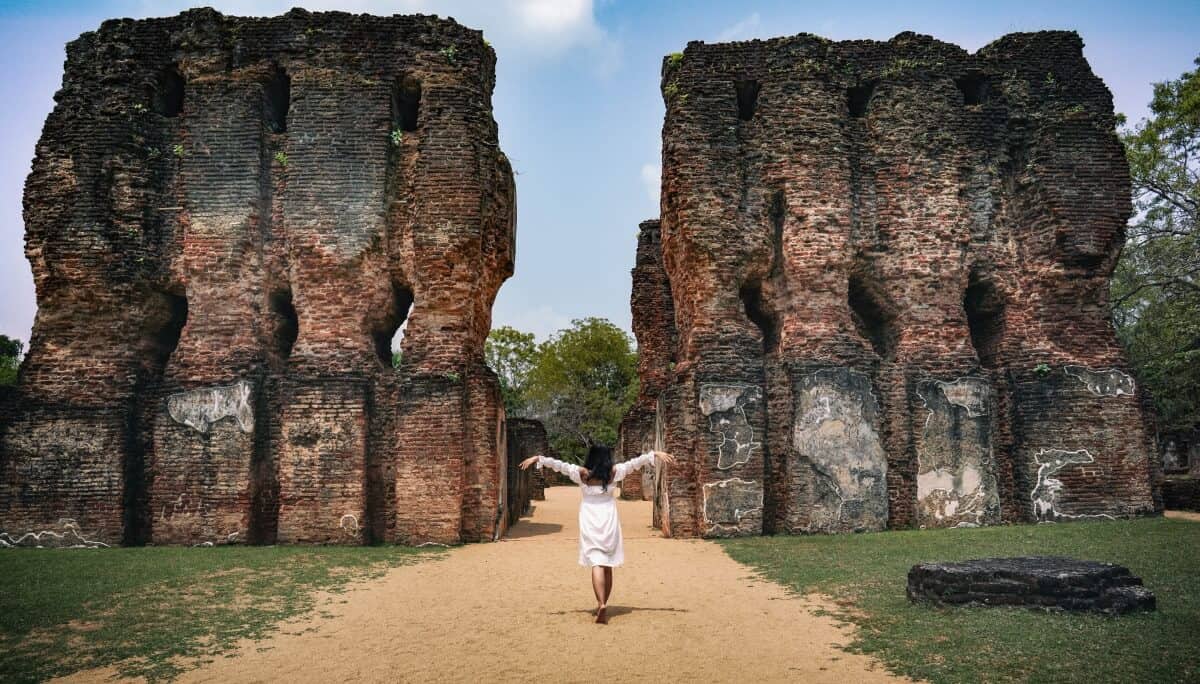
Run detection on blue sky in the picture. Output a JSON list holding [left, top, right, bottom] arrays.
[[0, 0, 1197, 347]]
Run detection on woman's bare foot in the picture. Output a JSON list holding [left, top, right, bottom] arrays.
[[595, 605, 608, 624]]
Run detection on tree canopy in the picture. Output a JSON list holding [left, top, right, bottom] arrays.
[[484, 325, 538, 415], [486, 318, 638, 463], [0, 335, 22, 386], [1113, 55, 1200, 432]]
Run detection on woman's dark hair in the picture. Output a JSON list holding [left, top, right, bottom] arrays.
[[582, 444, 615, 491]]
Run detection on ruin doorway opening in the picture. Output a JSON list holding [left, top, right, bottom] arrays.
[[153, 65, 185, 117], [393, 76, 422, 133], [735, 79, 760, 121], [848, 275, 897, 361], [963, 272, 1005, 368], [125, 290, 188, 544], [373, 283, 414, 368], [268, 288, 298, 363], [847, 81, 877, 118], [264, 65, 291, 133], [956, 72, 992, 106], [740, 282, 779, 354]]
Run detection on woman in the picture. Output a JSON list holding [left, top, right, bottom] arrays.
[[519, 444, 676, 624]]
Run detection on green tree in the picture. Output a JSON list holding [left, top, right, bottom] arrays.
[[485, 326, 538, 416], [0, 335, 22, 386], [1113, 55, 1200, 431], [524, 318, 638, 463]]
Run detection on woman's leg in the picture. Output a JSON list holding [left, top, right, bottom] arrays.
[[591, 566, 607, 608], [604, 567, 613, 604]]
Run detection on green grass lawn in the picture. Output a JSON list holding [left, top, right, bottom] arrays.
[[0, 544, 438, 683], [720, 517, 1200, 684]]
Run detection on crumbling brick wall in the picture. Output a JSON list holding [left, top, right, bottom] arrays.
[[617, 220, 677, 501], [505, 418, 547, 513], [0, 8, 514, 547], [644, 30, 1158, 538]]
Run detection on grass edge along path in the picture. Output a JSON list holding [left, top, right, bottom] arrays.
[[720, 517, 1199, 684], [0, 544, 440, 682]]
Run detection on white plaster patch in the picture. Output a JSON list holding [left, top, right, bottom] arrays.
[[1031, 448, 1115, 522], [914, 377, 999, 528], [935, 378, 989, 417], [793, 369, 888, 532], [1064, 365, 1136, 397], [167, 380, 254, 433], [0, 519, 109, 549], [702, 477, 763, 533], [699, 383, 762, 470]]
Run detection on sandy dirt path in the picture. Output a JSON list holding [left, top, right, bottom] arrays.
[[67, 487, 903, 683]]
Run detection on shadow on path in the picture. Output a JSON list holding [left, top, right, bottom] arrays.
[[504, 519, 564, 539]]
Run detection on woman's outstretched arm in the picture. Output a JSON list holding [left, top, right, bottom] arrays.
[[518, 453, 585, 485], [612, 450, 676, 483]]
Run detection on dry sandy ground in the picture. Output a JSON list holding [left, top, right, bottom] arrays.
[[64, 487, 902, 683], [1165, 510, 1200, 522]]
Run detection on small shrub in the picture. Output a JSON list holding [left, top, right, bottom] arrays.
[[667, 52, 683, 68], [1034, 362, 1051, 377], [274, 151, 288, 167], [172, 144, 185, 158], [390, 129, 403, 146], [440, 45, 457, 64], [443, 371, 461, 383]]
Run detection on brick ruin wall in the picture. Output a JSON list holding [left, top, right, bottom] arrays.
[[617, 220, 676, 501], [505, 418, 544, 519], [0, 9, 521, 547], [625, 31, 1161, 538]]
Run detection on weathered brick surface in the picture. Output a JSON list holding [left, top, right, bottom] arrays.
[[641, 31, 1158, 538], [505, 418, 548, 521], [0, 9, 514, 546], [617, 220, 676, 501]]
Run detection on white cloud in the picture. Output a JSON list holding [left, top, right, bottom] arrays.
[[716, 11, 762, 42], [640, 162, 660, 203], [141, 0, 619, 69]]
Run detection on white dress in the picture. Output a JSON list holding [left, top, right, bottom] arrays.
[[536, 451, 657, 567]]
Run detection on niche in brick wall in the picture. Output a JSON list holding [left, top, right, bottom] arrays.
[[269, 288, 298, 361], [848, 275, 897, 360], [963, 272, 1005, 368], [373, 283, 414, 367], [956, 72, 992, 106], [735, 79, 760, 121], [146, 291, 189, 368], [848, 81, 877, 118], [153, 65, 185, 117], [264, 64, 291, 133], [392, 75, 421, 132], [126, 290, 188, 544], [740, 281, 779, 353]]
